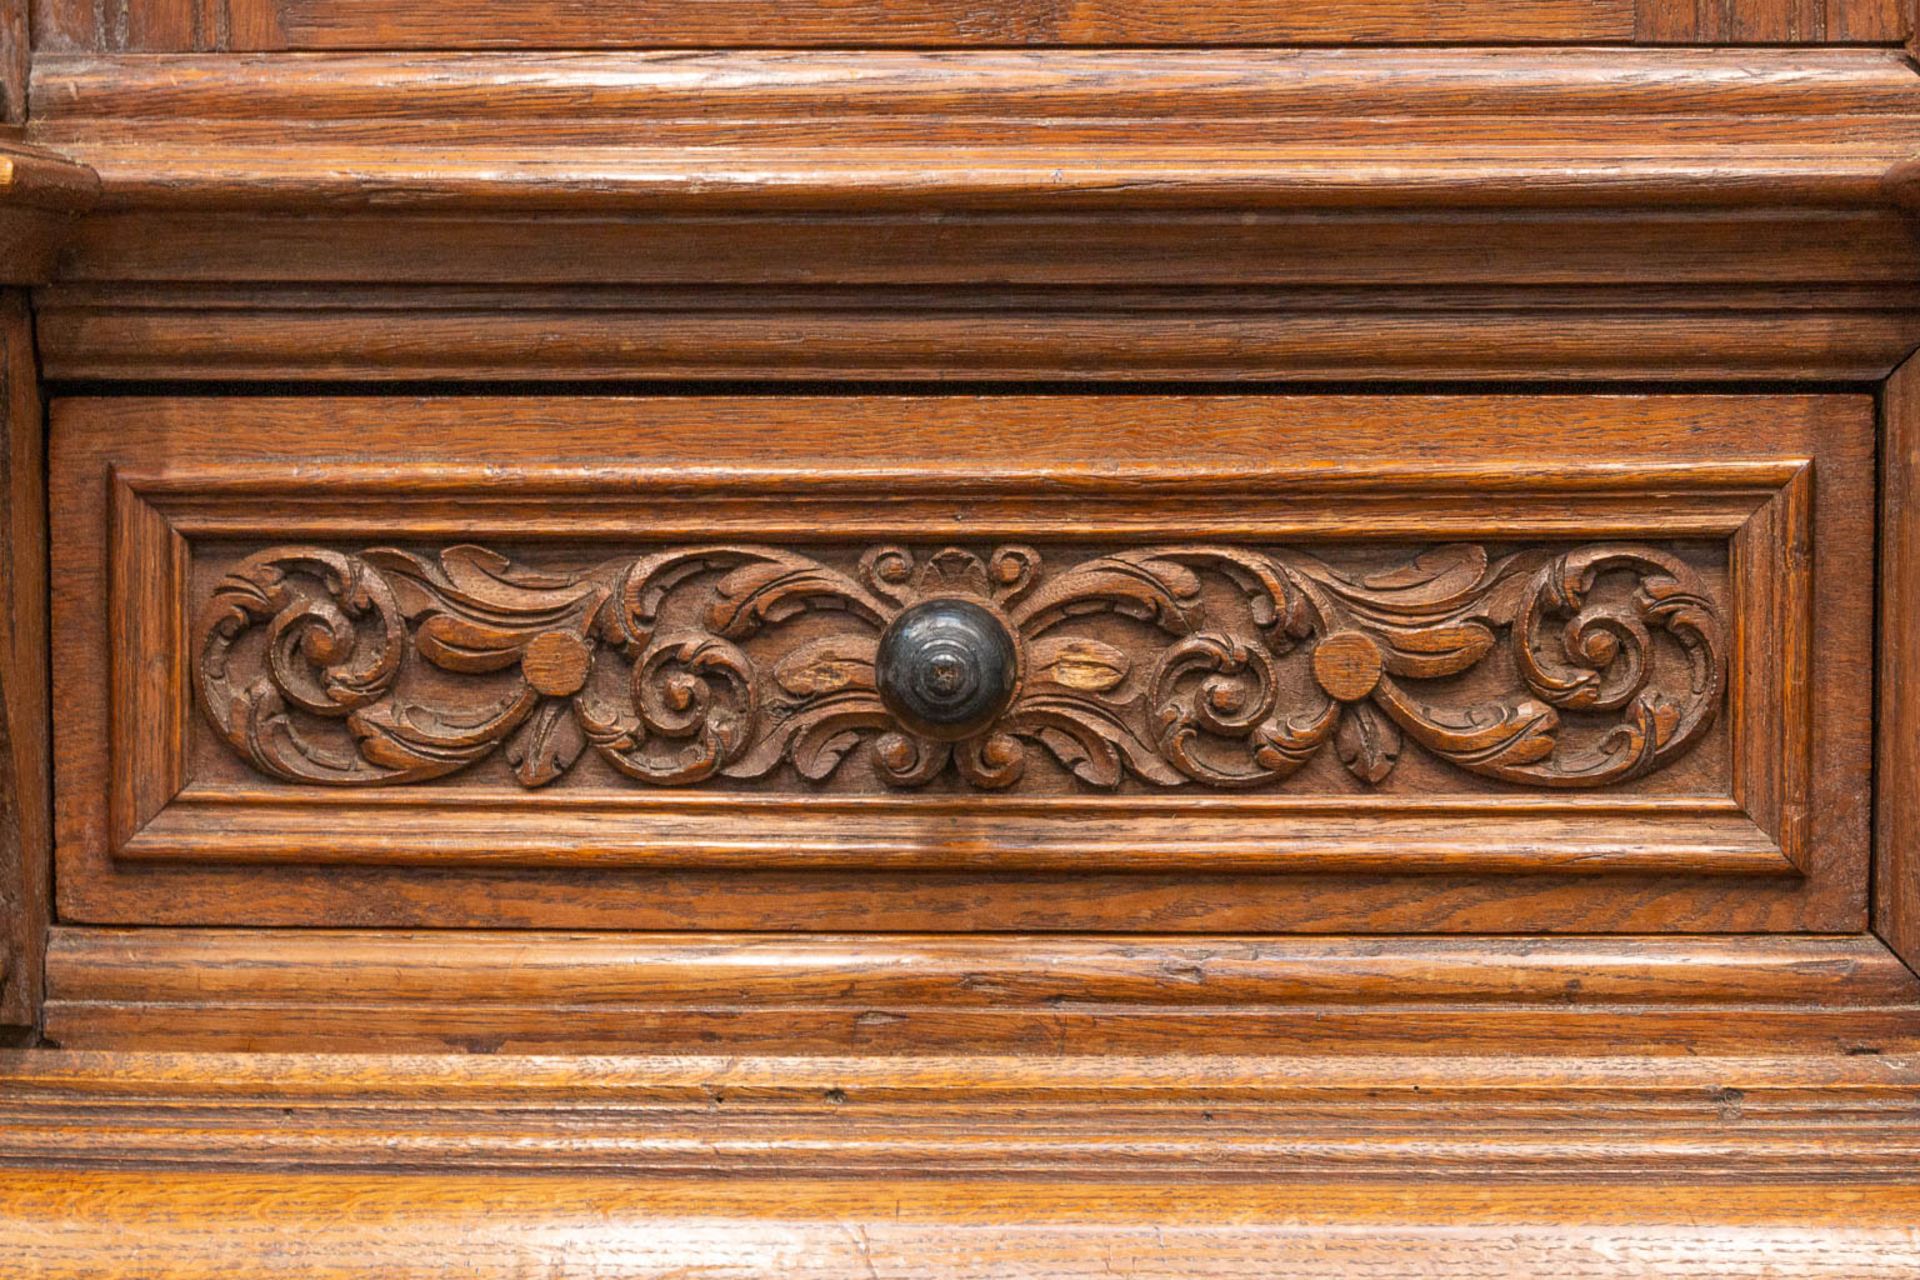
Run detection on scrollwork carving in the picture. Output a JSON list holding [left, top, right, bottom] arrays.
[[193, 540, 1725, 793]]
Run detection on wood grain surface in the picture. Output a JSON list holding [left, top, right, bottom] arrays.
[[1640, 0, 1908, 41], [9, 1172, 1920, 1279], [0, 0, 23, 127]]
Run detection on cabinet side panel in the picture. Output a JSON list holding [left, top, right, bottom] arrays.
[[1877, 355, 1920, 971], [0, 292, 47, 1034]]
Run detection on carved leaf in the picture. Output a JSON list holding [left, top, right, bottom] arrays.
[[1012, 553, 1206, 636], [367, 545, 603, 623], [1334, 702, 1402, 785], [360, 546, 608, 674], [724, 693, 891, 782], [1373, 679, 1562, 779], [414, 615, 540, 673], [426, 544, 590, 602], [505, 699, 587, 788], [1028, 637, 1130, 694], [349, 684, 540, 778], [957, 731, 1027, 789], [914, 546, 992, 597], [873, 732, 952, 787], [1366, 622, 1499, 679], [1360, 544, 1490, 600], [1252, 700, 1341, 776], [579, 634, 758, 786], [708, 557, 888, 637], [773, 635, 877, 699], [1008, 697, 1184, 789]]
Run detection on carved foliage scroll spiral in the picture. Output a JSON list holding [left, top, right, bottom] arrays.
[[194, 541, 1725, 792]]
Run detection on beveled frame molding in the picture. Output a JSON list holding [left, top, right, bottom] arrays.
[[94, 447, 1810, 880]]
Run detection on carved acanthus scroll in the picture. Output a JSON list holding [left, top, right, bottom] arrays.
[[194, 541, 1724, 792]]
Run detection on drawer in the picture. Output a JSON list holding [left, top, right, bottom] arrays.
[[51, 393, 1872, 933]]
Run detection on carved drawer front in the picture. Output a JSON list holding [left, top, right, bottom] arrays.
[[50, 395, 1870, 933]]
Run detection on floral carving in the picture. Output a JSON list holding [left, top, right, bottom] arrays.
[[194, 541, 1724, 792]]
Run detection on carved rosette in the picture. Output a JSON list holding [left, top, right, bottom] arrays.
[[193, 541, 1724, 792]]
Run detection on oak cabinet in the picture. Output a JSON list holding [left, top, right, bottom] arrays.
[[5, 0, 1920, 1275]]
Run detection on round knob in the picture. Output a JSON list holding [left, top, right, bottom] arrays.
[[875, 599, 1019, 741]]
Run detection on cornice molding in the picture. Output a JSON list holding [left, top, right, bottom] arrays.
[[27, 48, 1920, 212], [27, 48, 1920, 380]]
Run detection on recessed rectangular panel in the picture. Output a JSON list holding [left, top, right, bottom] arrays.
[[50, 396, 1871, 933]]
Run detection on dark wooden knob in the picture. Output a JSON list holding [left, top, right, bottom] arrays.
[[875, 599, 1019, 741]]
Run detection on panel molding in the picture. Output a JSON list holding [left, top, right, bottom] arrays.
[[100, 458, 1805, 877]]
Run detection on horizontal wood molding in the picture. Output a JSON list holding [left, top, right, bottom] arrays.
[[39, 48, 1920, 131], [21, 1175, 1920, 1278], [37, 281, 1920, 383], [40, 929, 1920, 1054], [12, 1044, 1920, 1273], [8, 1047, 1920, 1176], [36, 0, 1641, 51], [28, 50, 1920, 381], [28, 50, 1920, 212]]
